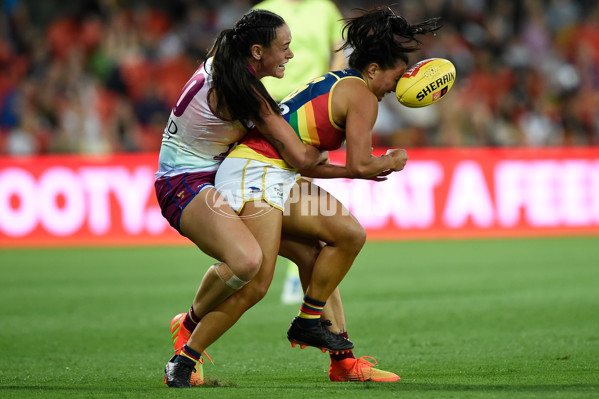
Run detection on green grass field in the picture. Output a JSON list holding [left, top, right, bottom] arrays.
[[1, 237, 598, 398]]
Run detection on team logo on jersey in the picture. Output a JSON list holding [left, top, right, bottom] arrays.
[[164, 119, 178, 140]]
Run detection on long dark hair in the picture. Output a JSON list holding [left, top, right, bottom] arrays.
[[207, 9, 284, 125], [339, 7, 442, 71]]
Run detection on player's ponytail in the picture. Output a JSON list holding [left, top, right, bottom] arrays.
[[207, 9, 283, 125], [339, 6, 441, 70]]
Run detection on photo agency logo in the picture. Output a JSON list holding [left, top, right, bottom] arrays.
[[206, 179, 349, 219]]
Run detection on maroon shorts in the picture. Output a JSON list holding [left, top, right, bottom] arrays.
[[154, 171, 216, 234]]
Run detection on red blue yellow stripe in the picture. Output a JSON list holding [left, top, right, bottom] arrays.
[[298, 296, 326, 319], [181, 345, 202, 363]]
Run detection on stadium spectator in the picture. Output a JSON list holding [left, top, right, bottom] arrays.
[[1, 0, 598, 150]]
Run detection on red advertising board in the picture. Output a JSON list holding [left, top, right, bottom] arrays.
[[318, 147, 599, 240], [1, 148, 598, 247]]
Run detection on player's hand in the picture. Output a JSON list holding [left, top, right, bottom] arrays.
[[385, 148, 408, 171], [317, 151, 329, 165], [367, 168, 393, 181]]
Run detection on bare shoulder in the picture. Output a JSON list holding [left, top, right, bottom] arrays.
[[331, 77, 376, 123], [335, 76, 368, 94]]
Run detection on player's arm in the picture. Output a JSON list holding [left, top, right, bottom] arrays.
[[251, 99, 327, 170], [299, 162, 349, 179], [299, 162, 392, 181], [342, 81, 407, 178]]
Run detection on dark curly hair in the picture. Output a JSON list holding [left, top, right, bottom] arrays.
[[338, 6, 442, 71]]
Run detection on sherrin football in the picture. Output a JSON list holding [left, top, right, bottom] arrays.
[[396, 58, 456, 108]]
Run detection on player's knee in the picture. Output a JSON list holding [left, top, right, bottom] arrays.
[[213, 262, 251, 290], [353, 224, 367, 249], [295, 241, 322, 270], [239, 252, 263, 281], [341, 221, 366, 253], [229, 247, 263, 282]]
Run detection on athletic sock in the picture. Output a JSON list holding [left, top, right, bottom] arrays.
[[183, 306, 200, 333], [330, 332, 356, 361], [176, 344, 202, 367], [296, 295, 326, 328]]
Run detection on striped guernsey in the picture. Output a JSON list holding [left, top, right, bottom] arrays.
[[228, 68, 365, 169]]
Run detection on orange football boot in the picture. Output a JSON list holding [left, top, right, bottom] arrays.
[[329, 356, 400, 382], [189, 357, 205, 387], [170, 313, 191, 355]]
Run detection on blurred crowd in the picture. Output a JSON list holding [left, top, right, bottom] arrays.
[[1, 0, 598, 155]]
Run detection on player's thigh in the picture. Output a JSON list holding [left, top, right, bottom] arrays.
[[239, 201, 283, 290], [282, 179, 365, 246], [180, 187, 261, 271]]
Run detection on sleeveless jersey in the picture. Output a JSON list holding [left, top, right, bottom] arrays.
[[228, 68, 364, 169], [156, 58, 248, 178]]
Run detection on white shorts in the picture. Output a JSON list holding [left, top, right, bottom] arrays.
[[215, 158, 300, 213]]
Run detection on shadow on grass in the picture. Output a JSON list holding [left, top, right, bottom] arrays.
[[0, 377, 236, 391], [2, 383, 597, 394], [384, 383, 599, 392]]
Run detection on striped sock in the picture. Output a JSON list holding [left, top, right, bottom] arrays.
[[330, 332, 356, 361], [296, 295, 326, 328], [183, 306, 200, 333], [177, 344, 202, 367]]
